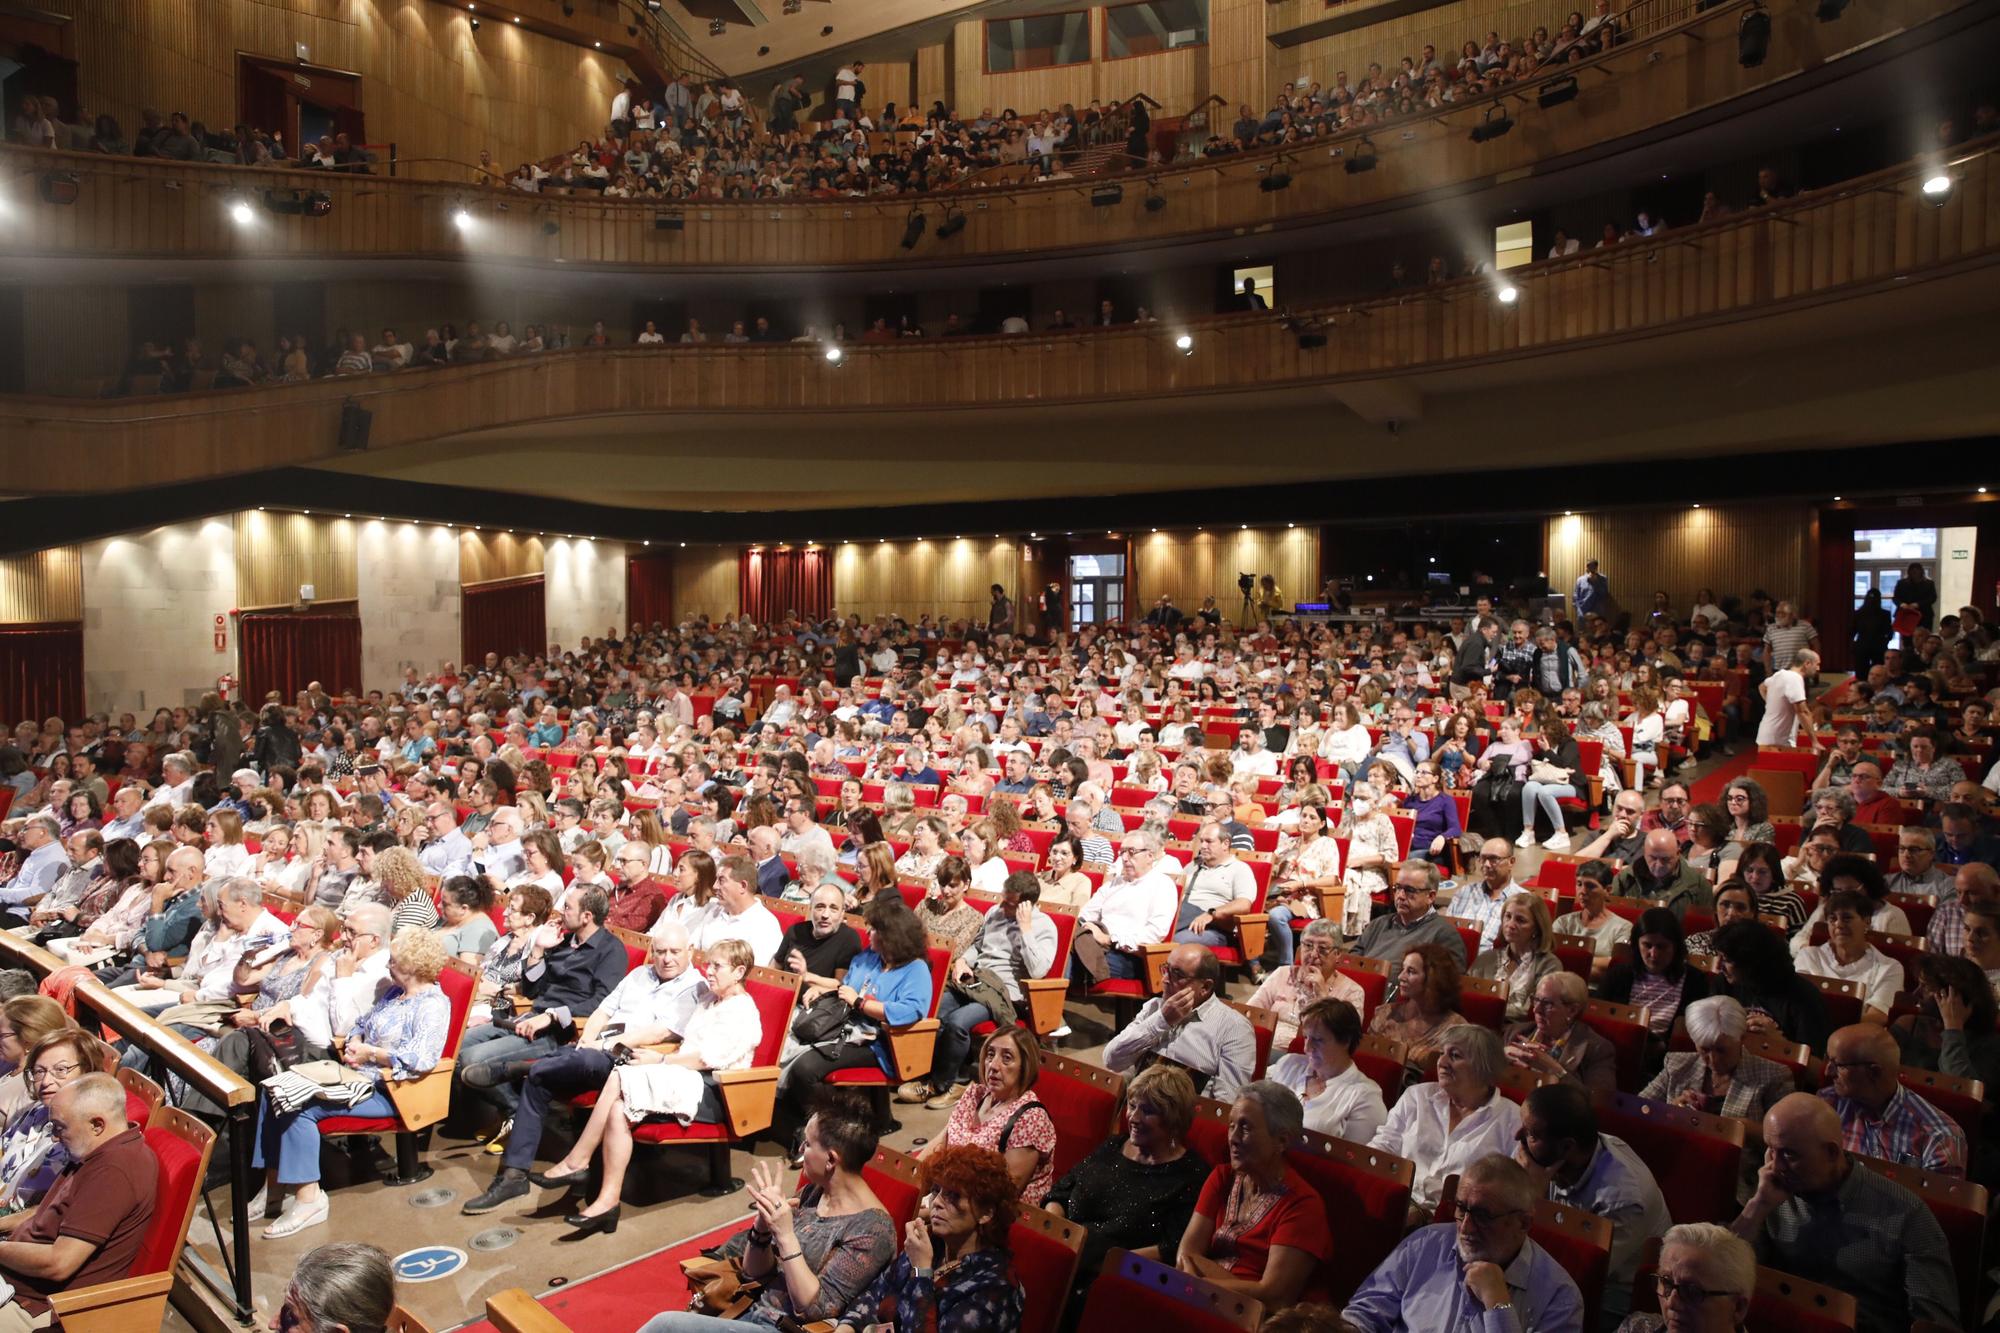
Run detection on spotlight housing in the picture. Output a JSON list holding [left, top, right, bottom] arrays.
[[228, 197, 254, 226], [1259, 171, 1293, 192], [1738, 5, 1771, 66], [1345, 139, 1378, 174], [469, 16, 479, 28], [1921, 173, 1953, 205], [935, 208, 966, 239], [1174, 333, 1194, 355], [823, 345, 844, 364], [1496, 284, 1520, 305], [1090, 184, 1124, 207], [1470, 107, 1514, 143], [1537, 76, 1579, 109], [899, 209, 927, 250], [38, 172, 79, 206], [1814, 0, 1849, 19], [1143, 184, 1166, 212], [654, 212, 685, 232], [452, 207, 474, 231]]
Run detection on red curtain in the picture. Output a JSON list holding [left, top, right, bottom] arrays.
[[462, 577, 547, 664], [626, 552, 675, 633], [0, 623, 83, 725], [740, 548, 832, 623], [238, 612, 362, 704]]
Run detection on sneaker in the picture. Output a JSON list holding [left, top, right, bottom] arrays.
[[925, 1084, 967, 1111], [262, 1192, 330, 1240], [1543, 829, 1573, 852], [1514, 828, 1537, 848], [893, 1081, 933, 1105], [1048, 1025, 1072, 1040], [482, 1118, 513, 1155]]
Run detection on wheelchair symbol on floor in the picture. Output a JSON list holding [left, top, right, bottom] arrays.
[[393, 1245, 468, 1283]]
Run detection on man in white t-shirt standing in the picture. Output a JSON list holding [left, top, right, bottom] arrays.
[[834, 61, 863, 118], [1757, 648, 1821, 748]]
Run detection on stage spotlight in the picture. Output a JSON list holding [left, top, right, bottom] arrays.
[[1143, 183, 1166, 212], [1259, 170, 1293, 192], [1470, 107, 1514, 143], [1496, 284, 1519, 305], [1296, 332, 1328, 350], [824, 345, 844, 364], [228, 197, 254, 226], [1091, 184, 1124, 207], [1815, 0, 1849, 19], [900, 210, 927, 249], [1344, 138, 1378, 174], [38, 172, 78, 205], [453, 207, 475, 231], [935, 208, 966, 239], [542, 219, 560, 236], [655, 212, 685, 232], [1922, 173, 1953, 205], [1537, 76, 1578, 109], [260, 187, 330, 217], [1738, 5, 1771, 66], [469, 16, 479, 29], [1174, 333, 1194, 355]]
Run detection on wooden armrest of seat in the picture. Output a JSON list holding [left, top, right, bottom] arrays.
[[713, 1066, 780, 1136], [382, 1058, 455, 1130], [1139, 942, 1174, 991], [485, 1287, 575, 1333], [1312, 886, 1346, 922], [1020, 977, 1070, 1035], [884, 1018, 940, 1081], [1234, 912, 1269, 962], [48, 1269, 174, 1333]]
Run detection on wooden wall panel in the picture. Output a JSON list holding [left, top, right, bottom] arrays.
[[1133, 527, 1320, 624], [672, 546, 737, 620], [459, 529, 547, 585], [22, 285, 126, 396], [1544, 504, 1817, 621], [831, 538, 1017, 624], [916, 43, 952, 116], [52, 0, 621, 180], [1206, 0, 1268, 115], [0, 547, 85, 623], [951, 18, 1207, 118], [234, 511, 359, 609]]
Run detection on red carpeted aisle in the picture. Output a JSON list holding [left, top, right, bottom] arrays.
[[453, 1216, 748, 1332], [1688, 747, 1760, 804]]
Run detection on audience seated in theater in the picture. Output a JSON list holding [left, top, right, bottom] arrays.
[[830, 1144, 1025, 1333], [517, 936, 761, 1237], [1470, 891, 1561, 1024], [1174, 1080, 1331, 1317], [0, 999, 69, 1123], [1503, 971, 1618, 1096], [0, 1071, 158, 1331], [1729, 1092, 1958, 1332], [637, 1088, 895, 1332], [1354, 861, 1464, 967], [278, 1242, 399, 1333], [1892, 953, 2000, 1173], [1514, 1082, 1670, 1326], [774, 894, 933, 1138], [174, 905, 339, 1120], [1789, 853, 1911, 957], [1599, 907, 1708, 1068], [1103, 944, 1257, 1100], [454, 885, 627, 1153], [901, 872, 1058, 1111], [1819, 1021, 1967, 1177], [1043, 1063, 1210, 1321], [1372, 1023, 1523, 1220], [1172, 822, 1261, 950], [1708, 920, 1832, 1054], [1639, 995, 1791, 1120], [1250, 918, 1367, 1050], [1268, 997, 1388, 1143], [688, 854, 783, 965], [1793, 891, 1904, 1024], [922, 1024, 1057, 1206], [1367, 942, 1468, 1075], [1343, 1153, 1584, 1332], [1611, 829, 1713, 925], [1550, 861, 1625, 979], [1068, 830, 1177, 984], [1614, 1221, 1756, 1333]]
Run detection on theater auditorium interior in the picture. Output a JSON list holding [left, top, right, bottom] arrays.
[[3, 0, 2000, 1329]]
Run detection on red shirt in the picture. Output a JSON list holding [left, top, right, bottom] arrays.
[[1641, 811, 1692, 846], [1852, 792, 1902, 826], [4, 1125, 158, 1314], [603, 878, 669, 933], [1193, 1161, 1332, 1284]]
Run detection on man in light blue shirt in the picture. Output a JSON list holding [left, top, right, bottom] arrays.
[[418, 803, 477, 880], [1573, 560, 1609, 619], [1515, 1084, 1669, 1325], [99, 785, 147, 843], [1345, 1153, 1585, 1332], [1446, 840, 1526, 951], [0, 815, 69, 917]]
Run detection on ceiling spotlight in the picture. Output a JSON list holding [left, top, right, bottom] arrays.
[[709, 17, 726, 35], [1922, 173, 1953, 204], [935, 208, 966, 240], [900, 209, 927, 249], [1345, 137, 1378, 174], [1174, 333, 1194, 355], [823, 345, 844, 364], [513, 14, 520, 22], [1143, 181, 1166, 212], [452, 207, 474, 230], [1496, 284, 1519, 305], [1537, 76, 1579, 109], [1470, 106, 1514, 143], [469, 16, 479, 28], [227, 197, 254, 225], [1258, 170, 1292, 193]]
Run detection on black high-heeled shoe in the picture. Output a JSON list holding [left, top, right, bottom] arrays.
[[561, 1206, 620, 1238], [531, 1165, 591, 1190]]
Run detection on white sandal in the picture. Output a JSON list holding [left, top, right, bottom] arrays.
[[262, 1193, 330, 1239]]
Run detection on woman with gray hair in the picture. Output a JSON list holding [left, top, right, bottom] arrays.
[[1638, 994, 1793, 1119], [1619, 1222, 1756, 1332], [1174, 1079, 1330, 1313], [278, 1241, 397, 1332], [1369, 1023, 1521, 1221], [1576, 700, 1626, 796]]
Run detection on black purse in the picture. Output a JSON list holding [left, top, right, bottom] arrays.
[[790, 991, 855, 1045]]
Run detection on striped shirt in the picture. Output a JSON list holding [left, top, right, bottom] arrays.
[[1820, 1084, 1968, 1178], [1762, 620, 1819, 671], [1750, 1158, 1960, 1331]]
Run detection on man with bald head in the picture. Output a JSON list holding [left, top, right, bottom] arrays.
[[1926, 860, 2000, 957], [1102, 943, 1256, 1099], [1820, 1022, 1967, 1177], [466, 919, 705, 1214], [1610, 827, 1712, 923], [1731, 1092, 1958, 1331]]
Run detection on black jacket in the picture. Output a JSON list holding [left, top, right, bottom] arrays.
[[521, 926, 628, 1027]]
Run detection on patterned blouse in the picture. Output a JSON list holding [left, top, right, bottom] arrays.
[[837, 1248, 1024, 1333], [1272, 833, 1342, 922], [940, 1089, 1058, 1205], [354, 984, 452, 1082], [716, 1184, 897, 1325]]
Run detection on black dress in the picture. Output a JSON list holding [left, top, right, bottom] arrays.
[[1044, 1140, 1209, 1328]]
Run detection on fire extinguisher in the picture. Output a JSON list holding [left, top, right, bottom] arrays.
[[217, 673, 237, 702]]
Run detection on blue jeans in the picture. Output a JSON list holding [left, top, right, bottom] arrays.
[[1521, 781, 1578, 834], [456, 1021, 563, 1114], [1266, 904, 1301, 966], [932, 990, 993, 1088], [1172, 898, 1232, 949], [254, 1086, 397, 1185]]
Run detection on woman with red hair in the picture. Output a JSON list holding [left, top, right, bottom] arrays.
[[830, 1145, 1025, 1333]]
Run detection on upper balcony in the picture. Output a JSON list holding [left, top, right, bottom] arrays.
[[2, 138, 1995, 525], [0, 0, 1984, 276]]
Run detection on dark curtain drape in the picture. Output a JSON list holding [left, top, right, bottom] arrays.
[[627, 552, 675, 633], [0, 623, 83, 725], [462, 577, 547, 665], [740, 548, 832, 622], [238, 611, 362, 704]]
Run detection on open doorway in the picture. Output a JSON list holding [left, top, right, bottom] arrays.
[[238, 55, 365, 164], [1068, 553, 1126, 631]]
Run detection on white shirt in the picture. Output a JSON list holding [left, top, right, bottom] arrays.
[[780, 823, 837, 864], [1369, 1083, 1523, 1210], [205, 843, 253, 878], [1756, 667, 1809, 745], [1269, 1055, 1388, 1144], [970, 857, 1010, 894], [691, 900, 784, 966], [293, 948, 393, 1050], [145, 778, 192, 809], [1230, 749, 1279, 778], [1794, 942, 1903, 1016], [636, 330, 665, 345], [1077, 867, 1177, 950]]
